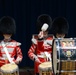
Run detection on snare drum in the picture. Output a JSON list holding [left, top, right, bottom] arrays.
[[38, 62, 52, 75], [0, 63, 19, 75], [52, 38, 76, 75]]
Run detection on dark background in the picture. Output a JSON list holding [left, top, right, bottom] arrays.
[[0, 0, 76, 68]]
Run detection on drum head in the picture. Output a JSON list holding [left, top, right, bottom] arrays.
[[38, 62, 52, 71], [1, 63, 18, 73], [52, 39, 58, 75]]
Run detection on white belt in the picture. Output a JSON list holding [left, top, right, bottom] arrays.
[[37, 55, 46, 58], [37, 52, 52, 61]]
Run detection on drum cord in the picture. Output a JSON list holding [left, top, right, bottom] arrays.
[[27, 69, 33, 75]]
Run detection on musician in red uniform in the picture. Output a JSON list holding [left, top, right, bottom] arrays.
[[51, 17, 69, 38], [28, 14, 53, 75], [0, 16, 23, 67]]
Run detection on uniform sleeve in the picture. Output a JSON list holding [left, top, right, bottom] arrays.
[[15, 46, 23, 62], [28, 44, 37, 61]]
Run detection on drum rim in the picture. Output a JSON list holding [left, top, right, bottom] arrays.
[[52, 38, 60, 75], [52, 39, 56, 75]]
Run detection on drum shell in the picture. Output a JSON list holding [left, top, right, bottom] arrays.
[[38, 62, 52, 75]]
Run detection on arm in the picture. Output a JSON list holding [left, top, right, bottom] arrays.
[[28, 44, 37, 61], [15, 46, 23, 64], [28, 44, 41, 63]]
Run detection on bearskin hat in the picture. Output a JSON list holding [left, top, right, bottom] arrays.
[[36, 14, 52, 32], [0, 16, 16, 34], [51, 17, 69, 35]]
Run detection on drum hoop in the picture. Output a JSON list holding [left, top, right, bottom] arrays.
[[52, 39, 60, 75], [52, 39, 56, 75]]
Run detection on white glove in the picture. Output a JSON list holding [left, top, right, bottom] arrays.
[[31, 35, 37, 44], [41, 23, 49, 31], [34, 55, 41, 63], [14, 60, 20, 64], [11, 61, 15, 64], [35, 58, 41, 63]]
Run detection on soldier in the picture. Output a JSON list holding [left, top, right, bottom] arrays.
[[28, 14, 53, 75], [0, 16, 23, 67]]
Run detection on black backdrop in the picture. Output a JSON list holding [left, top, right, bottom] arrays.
[[0, 0, 76, 68]]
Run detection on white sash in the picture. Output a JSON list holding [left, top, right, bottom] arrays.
[[1, 41, 14, 64]]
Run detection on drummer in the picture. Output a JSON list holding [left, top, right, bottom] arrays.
[[51, 17, 69, 75], [0, 16, 23, 67], [28, 14, 53, 75], [51, 17, 69, 38]]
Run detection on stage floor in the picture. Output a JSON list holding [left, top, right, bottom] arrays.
[[19, 68, 34, 75]]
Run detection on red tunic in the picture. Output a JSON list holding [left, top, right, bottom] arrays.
[[0, 39, 23, 67], [28, 35, 53, 74]]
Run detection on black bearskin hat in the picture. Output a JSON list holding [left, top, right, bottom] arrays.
[[36, 14, 52, 32], [0, 16, 16, 34], [52, 17, 69, 36]]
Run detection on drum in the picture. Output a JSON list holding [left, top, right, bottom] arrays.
[[52, 38, 76, 75], [38, 62, 52, 75], [0, 63, 19, 75]]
